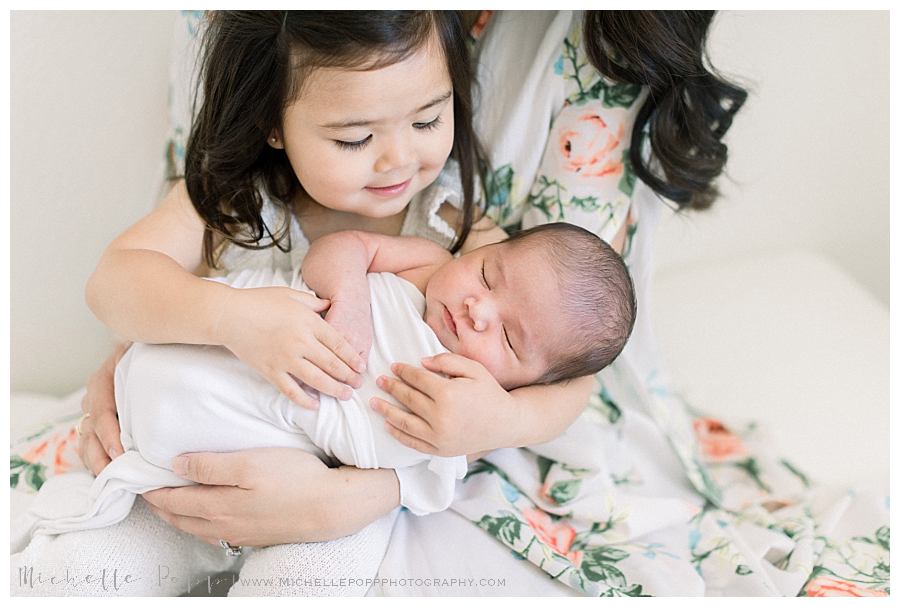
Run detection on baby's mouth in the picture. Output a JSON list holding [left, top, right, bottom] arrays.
[[442, 304, 458, 337]]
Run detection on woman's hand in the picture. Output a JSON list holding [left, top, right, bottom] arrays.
[[141, 448, 400, 547], [77, 342, 130, 475], [369, 353, 518, 457], [218, 286, 367, 409]]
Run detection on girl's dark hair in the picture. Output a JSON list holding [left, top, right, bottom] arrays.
[[186, 11, 487, 267], [583, 11, 747, 210]]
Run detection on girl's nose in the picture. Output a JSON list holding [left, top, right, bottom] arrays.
[[374, 137, 414, 174]]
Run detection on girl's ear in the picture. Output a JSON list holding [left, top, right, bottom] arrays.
[[268, 129, 285, 150]]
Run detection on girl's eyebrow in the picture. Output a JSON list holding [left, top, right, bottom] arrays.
[[320, 91, 452, 130]]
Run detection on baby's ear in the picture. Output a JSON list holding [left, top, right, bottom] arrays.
[[267, 129, 285, 149]]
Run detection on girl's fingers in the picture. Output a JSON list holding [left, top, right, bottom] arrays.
[[290, 291, 331, 313], [369, 396, 433, 438], [382, 421, 438, 455], [305, 342, 363, 389], [275, 373, 320, 409], [315, 325, 366, 374], [290, 359, 352, 402]]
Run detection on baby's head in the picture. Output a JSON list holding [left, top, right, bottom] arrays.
[[424, 223, 636, 390]]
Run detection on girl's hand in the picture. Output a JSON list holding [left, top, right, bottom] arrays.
[[218, 286, 367, 409], [369, 353, 517, 457], [323, 298, 373, 367], [77, 343, 130, 474], [142, 448, 400, 547]]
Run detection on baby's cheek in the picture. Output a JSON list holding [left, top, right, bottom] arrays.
[[466, 349, 506, 383]]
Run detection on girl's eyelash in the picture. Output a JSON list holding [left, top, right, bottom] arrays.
[[334, 115, 440, 151], [334, 135, 372, 151], [413, 115, 443, 131]]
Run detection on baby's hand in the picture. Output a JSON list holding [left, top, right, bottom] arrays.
[[218, 286, 366, 409], [324, 298, 373, 369]]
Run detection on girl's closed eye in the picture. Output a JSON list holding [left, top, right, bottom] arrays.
[[333, 134, 372, 151], [413, 115, 443, 132]]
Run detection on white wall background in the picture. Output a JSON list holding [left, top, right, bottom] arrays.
[[10, 11, 890, 395], [657, 11, 890, 303]]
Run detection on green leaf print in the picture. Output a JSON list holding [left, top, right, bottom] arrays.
[[602, 83, 642, 109], [735, 564, 753, 575], [568, 195, 602, 213], [876, 526, 890, 551], [10, 455, 47, 491], [621, 223, 638, 261], [536, 455, 554, 484], [560, 35, 641, 110], [733, 458, 771, 492], [548, 479, 582, 506], [477, 514, 523, 546], [527, 175, 567, 221], [618, 147, 636, 197], [23, 462, 47, 491], [582, 558, 627, 587], [619, 583, 650, 597], [591, 383, 622, 424], [484, 164, 515, 224], [779, 458, 811, 488]]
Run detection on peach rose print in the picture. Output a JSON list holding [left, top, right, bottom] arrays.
[[522, 507, 583, 566], [804, 576, 888, 597], [692, 418, 747, 463], [557, 107, 625, 179]]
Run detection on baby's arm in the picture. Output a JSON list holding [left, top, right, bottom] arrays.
[[302, 230, 452, 295], [302, 231, 451, 361]]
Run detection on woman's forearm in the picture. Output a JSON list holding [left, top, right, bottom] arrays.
[[507, 374, 595, 447], [85, 248, 234, 346], [319, 467, 401, 540]]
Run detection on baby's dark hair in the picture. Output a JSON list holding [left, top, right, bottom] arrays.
[[505, 223, 636, 384], [186, 11, 487, 268]]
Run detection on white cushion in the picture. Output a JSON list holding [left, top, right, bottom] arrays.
[[652, 249, 889, 494]]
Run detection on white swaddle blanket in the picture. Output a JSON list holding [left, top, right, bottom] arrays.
[[14, 269, 467, 549]]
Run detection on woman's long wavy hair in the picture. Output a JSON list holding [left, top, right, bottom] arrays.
[[186, 11, 487, 268], [583, 11, 747, 211]]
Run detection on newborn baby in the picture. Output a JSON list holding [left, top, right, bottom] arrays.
[[17, 222, 635, 544]]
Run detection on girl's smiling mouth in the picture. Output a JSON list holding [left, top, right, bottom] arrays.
[[365, 178, 412, 197]]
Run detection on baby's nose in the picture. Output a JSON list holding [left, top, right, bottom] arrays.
[[464, 296, 488, 332]]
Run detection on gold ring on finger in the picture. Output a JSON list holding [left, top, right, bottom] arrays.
[[75, 413, 92, 437]]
